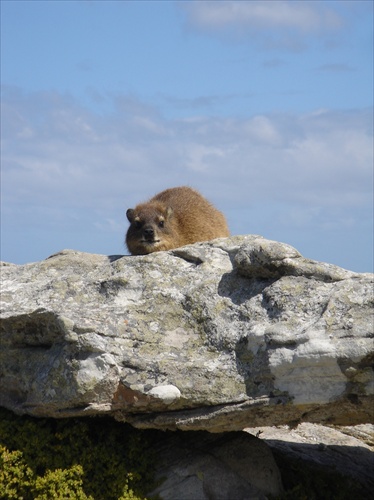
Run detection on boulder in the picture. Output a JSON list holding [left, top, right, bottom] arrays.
[[245, 423, 374, 494], [1, 235, 373, 432], [147, 430, 283, 500]]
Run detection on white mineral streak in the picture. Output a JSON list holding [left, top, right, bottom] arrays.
[[0, 236, 373, 431]]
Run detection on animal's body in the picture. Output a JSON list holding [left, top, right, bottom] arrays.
[[126, 186, 230, 255]]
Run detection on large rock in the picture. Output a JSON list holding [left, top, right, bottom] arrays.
[[147, 430, 283, 499], [245, 423, 374, 494], [1, 235, 373, 432]]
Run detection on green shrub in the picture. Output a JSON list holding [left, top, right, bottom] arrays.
[[0, 408, 156, 500]]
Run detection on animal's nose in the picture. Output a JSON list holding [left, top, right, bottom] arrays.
[[143, 227, 154, 239]]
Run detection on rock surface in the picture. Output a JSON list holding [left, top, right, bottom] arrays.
[[245, 423, 374, 493], [147, 430, 283, 500], [1, 235, 373, 432]]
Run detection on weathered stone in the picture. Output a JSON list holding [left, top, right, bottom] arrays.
[[147, 430, 283, 500], [0, 236, 373, 432], [245, 423, 374, 494]]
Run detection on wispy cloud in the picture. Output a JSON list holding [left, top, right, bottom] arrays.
[[179, 0, 346, 50], [1, 86, 372, 269], [316, 63, 355, 73], [181, 1, 343, 32], [2, 86, 372, 212]]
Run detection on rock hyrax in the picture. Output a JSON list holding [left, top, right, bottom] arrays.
[[126, 186, 230, 255]]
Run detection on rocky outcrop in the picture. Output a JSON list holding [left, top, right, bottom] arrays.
[[147, 430, 283, 500], [1, 235, 373, 432], [148, 423, 374, 499], [245, 423, 374, 494]]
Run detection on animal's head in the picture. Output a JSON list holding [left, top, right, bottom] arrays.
[[126, 202, 175, 255]]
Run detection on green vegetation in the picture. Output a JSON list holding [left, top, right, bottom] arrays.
[[0, 408, 157, 500], [2, 406, 368, 500]]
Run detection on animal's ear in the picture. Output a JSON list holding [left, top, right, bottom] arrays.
[[166, 207, 173, 219], [126, 209, 135, 222]]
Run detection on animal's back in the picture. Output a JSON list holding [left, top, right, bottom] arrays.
[[126, 186, 229, 255], [151, 187, 229, 245]]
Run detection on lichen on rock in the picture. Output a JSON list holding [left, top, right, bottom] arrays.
[[0, 236, 373, 431]]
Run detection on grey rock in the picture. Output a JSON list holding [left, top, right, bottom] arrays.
[[245, 423, 374, 494], [148, 431, 283, 500], [0, 236, 373, 432]]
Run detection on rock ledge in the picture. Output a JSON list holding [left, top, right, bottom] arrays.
[[1, 235, 373, 432]]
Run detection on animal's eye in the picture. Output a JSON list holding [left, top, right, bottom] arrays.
[[134, 221, 142, 229], [158, 220, 165, 228]]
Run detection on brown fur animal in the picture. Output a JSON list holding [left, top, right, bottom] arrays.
[[126, 186, 230, 255]]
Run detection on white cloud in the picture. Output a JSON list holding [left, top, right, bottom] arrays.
[[243, 116, 282, 145], [179, 0, 346, 49], [184, 143, 226, 173], [182, 1, 343, 32], [2, 88, 372, 212], [1, 87, 372, 269]]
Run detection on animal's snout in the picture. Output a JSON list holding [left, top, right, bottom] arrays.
[[143, 227, 155, 240]]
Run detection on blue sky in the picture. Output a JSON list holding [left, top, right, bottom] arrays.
[[1, 0, 373, 272]]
